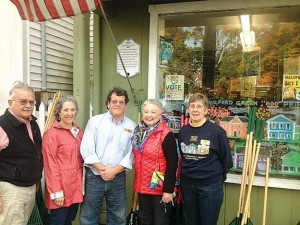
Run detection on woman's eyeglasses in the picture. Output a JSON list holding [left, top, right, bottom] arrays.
[[189, 105, 205, 110]]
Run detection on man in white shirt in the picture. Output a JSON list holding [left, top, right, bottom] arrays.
[[80, 87, 136, 225]]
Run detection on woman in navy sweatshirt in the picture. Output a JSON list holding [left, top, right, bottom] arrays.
[[178, 93, 233, 225]]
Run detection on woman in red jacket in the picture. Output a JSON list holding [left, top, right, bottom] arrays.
[[131, 99, 178, 225], [42, 96, 83, 225]]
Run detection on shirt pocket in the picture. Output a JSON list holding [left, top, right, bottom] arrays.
[[119, 132, 132, 154]]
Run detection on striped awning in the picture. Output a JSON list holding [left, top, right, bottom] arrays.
[[11, 0, 101, 22]]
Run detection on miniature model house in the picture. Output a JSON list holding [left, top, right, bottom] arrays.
[[281, 151, 300, 174], [219, 116, 248, 138], [266, 114, 295, 141]]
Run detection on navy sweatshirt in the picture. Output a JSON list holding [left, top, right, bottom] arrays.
[[178, 120, 233, 185]]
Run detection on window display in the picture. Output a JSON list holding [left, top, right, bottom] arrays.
[[158, 15, 300, 180]]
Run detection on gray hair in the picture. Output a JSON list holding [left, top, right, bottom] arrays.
[[54, 96, 79, 120], [9, 81, 35, 100], [142, 99, 165, 113]]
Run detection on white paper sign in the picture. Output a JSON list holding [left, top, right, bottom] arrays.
[[117, 39, 140, 77]]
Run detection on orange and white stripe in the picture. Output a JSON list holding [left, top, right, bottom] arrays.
[[11, 0, 101, 22]]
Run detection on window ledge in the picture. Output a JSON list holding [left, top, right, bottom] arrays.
[[226, 173, 300, 190]]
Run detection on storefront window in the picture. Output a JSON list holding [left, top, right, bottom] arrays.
[[157, 10, 300, 180]]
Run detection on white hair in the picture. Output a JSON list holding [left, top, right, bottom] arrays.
[[142, 99, 165, 113]]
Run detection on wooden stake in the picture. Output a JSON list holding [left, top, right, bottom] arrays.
[[42, 92, 62, 136], [262, 158, 270, 225]]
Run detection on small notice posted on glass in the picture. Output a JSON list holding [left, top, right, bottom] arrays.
[[165, 75, 184, 100], [282, 74, 300, 101], [117, 39, 140, 77]]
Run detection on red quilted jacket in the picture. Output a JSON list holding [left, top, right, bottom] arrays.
[[134, 121, 171, 195]]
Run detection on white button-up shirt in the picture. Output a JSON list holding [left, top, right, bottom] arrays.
[[80, 111, 136, 175]]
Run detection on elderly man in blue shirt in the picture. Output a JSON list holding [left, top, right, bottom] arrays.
[[80, 87, 136, 225]]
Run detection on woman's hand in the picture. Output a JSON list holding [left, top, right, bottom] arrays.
[[53, 197, 64, 207], [161, 192, 173, 204]]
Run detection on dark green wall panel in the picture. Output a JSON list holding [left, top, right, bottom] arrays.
[[98, 3, 149, 123]]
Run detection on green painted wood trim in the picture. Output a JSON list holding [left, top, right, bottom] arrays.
[[73, 13, 90, 129], [92, 13, 101, 116]]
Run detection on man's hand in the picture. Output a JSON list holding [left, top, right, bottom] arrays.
[[92, 163, 106, 174], [100, 165, 124, 181], [99, 167, 117, 181], [0, 195, 3, 214], [36, 182, 40, 193]]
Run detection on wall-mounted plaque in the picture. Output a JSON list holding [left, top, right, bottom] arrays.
[[117, 39, 140, 77]]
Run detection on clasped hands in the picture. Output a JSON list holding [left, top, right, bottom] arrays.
[[98, 166, 116, 181], [93, 163, 123, 182]]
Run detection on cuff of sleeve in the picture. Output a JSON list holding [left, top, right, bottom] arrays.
[[50, 190, 64, 200], [83, 154, 101, 165], [119, 160, 132, 170]]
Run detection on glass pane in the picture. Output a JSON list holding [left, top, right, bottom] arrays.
[[159, 9, 300, 178]]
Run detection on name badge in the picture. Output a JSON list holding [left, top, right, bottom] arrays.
[[197, 139, 210, 155], [124, 128, 133, 134], [197, 145, 209, 155]]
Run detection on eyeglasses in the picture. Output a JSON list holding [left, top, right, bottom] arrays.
[[110, 100, 125, 105], [12, 99, 35, 106], [189, 104, 205, 110]]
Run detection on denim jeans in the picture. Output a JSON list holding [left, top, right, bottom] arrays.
[[181, 180, 224, 225], [80, 168, 127, 225], [138, 193, 173, 225], [50, 203, 79, 225]]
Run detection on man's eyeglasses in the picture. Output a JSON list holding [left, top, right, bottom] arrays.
[[12, 99, 35, 106], [110, 100, 125, 105]]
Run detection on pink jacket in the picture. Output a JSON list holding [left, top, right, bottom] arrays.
[[42, 120, 83, 209]]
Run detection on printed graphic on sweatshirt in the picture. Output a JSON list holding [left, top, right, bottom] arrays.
[[190, 136, 198, 142], [180, 140, 210, 160]]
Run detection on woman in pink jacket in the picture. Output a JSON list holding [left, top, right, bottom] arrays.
[[42, 96, 83, 225]]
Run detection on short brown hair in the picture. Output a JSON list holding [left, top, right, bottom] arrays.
[[188, 93, 209, 108], [105, 87, 129, 107]]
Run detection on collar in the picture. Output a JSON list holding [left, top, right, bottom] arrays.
[[190, 118, 206, 127], [53, 120, 80, 130], [108, 111, 125, 124], [4, 109, 36, 128], [7, 109, 32, 124]]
